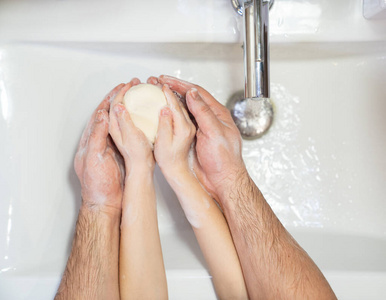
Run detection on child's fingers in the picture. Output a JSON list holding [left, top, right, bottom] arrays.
[[163, 85, 184, 114], [163, 85, 189, 135], [130, 77, 141, 87], [111, 79, 138, 107], [113, 104, 138, 145], [179, 101, 194, 125], [109, 79, 139, 145], [156, 107, 173, 147]]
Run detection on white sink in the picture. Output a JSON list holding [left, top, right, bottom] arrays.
[[1, 1, 386, 299]]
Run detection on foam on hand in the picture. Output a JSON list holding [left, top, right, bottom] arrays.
[[123, 83, 167, 143]]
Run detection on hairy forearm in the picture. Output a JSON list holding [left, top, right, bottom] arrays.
[[222, 171, 336, 300], [166, 171, 247, 300], [55, 206, 120, 300], [120, 171, 167, 300]]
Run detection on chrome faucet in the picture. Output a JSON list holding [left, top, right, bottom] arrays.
[[228, 0, 274, 139], [363, 0, 386, 19]]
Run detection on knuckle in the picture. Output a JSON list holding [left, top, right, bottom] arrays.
[[196, 128, 204, 138], [85, 152, 96, 165], [204, 128, 217, 139], [88, 129, 99, 141], [74, 161, 81, 177], [224, 109, 233, 120], [232, 126, 242, 138], [181, 129, 190, 140], [181, 123, 196, 140]]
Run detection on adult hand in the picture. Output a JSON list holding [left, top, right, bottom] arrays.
[[154, 75, 247, 203], [74, 83, 125, 216], [109, 79, 155, 177]]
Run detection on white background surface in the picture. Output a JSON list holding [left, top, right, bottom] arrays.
[[0, 0, 386, 299]]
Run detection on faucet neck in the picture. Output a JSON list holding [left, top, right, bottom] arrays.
[[243, 0, 271, 99]]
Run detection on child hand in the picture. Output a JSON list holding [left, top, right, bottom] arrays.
[[154, 85, 196, 178], [109, 79, 155, 177]]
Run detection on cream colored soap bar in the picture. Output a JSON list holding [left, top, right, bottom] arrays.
[[123, 84, 167, 143]]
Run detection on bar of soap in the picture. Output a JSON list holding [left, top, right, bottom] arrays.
[[123, 84, 167, 143]]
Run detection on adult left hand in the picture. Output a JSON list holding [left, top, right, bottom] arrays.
[[74, 83, 125, 216]]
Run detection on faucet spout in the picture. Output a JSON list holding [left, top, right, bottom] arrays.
[[227, 0, 274, 139], [243, 0, 270, 99]]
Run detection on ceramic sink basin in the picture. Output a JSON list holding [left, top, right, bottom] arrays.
[[1, 1, 386, 299]]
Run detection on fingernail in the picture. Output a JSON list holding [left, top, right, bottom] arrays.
[[162, 75, 174, 80], [131, 78, 140, 85], [163, 87, 174, 106], [95, 110, 104, 122], [108, 92, 117, 104], [161, 107, 171, 116], [114, 104, 125, 115], [148, 77, 159, 84], [163, 75, 190, 85], [189, 88, 198, 100]]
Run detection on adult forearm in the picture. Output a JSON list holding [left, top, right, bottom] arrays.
[[55, 205, 120, 300], [222, 172, 336, 300]]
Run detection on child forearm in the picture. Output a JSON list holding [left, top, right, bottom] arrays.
[[153, 84, 247, 298], [119, 171, 168, 300], [108, 80, 168, 300], [166, 172, 248, 300]]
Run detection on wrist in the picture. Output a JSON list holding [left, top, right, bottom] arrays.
[[218, 167, 252, 211], [79, 203, 121, 225], [162, 167, 196, 188], [160, 162, 191, 179], [126, 163, 155, 179]]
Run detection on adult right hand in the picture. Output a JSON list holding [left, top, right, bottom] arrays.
[[154, 76, 338, 300], [155, 75, 248, 203]]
